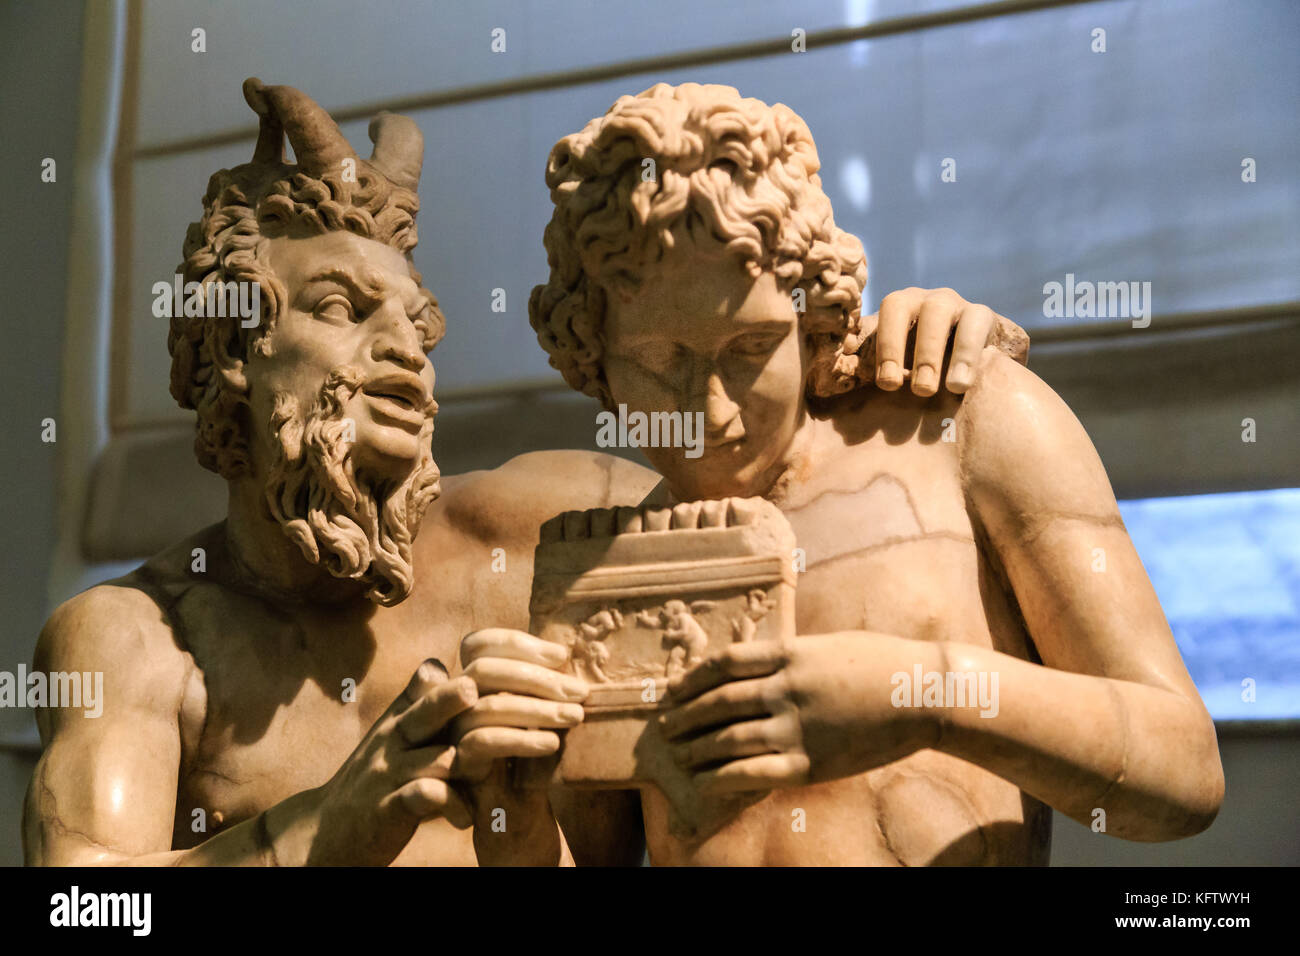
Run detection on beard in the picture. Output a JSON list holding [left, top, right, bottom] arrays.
[[263, 365, 440, 606]]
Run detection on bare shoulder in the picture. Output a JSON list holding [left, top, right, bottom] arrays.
[[955, 348, 1119, 519], [433, 450, 661, 544], [34, 583, 190, 749], [40, 578, 173, 663]]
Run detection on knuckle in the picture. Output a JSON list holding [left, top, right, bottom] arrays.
[[760, 670, 792, 704], [719, 724, 748, 746], [458, 727, 485, 750], [450, 675, 479, 705], [415, 778, 444, 802], [461, 630, 503, 663]]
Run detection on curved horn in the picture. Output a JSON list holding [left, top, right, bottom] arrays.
[[368, 111, 423, 191], [248, 81, 356, 177], [242, 77, 284, 164]]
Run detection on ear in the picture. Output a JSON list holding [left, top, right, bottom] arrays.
[[215, 359, 249, 397], [208, 322, 251, 400]]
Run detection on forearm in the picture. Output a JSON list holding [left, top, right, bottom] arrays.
[[472, 791, 573, 866], [32, 788, 321, 867], [931, 640, 1223, 840]]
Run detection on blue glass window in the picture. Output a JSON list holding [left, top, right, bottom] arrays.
[[1119, 488, 1300, 719]]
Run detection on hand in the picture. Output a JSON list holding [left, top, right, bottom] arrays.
[[867, 287, 1029, 395], [297, 659, 479, 866], [659, 633, 944, 795], [455, 628, 588, 865]]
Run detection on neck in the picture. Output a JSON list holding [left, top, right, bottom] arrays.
[[758, 414, 817, 505], [223, 475, 368, 605]]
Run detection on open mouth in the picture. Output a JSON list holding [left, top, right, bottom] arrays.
[[367, 390, 417, 410], [361, 374, 432, 425]]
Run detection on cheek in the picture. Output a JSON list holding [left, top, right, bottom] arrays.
[[741, 343, 804, 421], [605, 358, 672, 411]]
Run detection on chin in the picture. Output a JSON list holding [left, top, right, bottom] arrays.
[[655, 458, 766, 501], [352, 429, 425, 481]]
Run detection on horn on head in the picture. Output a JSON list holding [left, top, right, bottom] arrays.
[[242, 77, 284, 164], [368, 111, 424, 191], [241, 77, 356, 176]]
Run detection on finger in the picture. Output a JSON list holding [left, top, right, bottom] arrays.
[[857, 309, 881, 345], [465, 657, 588, 702], [874, 288, 920, 390], [460, 628, 570, 670], [452, 693, 584, 733], [660, 678, 774, 741], [391, 743, 458, 780], [381, 777, 473, 830], [673, 716, 791, 770], [694, 753, 811, 795], [667, 640, 788, 703], [392, 658, 449, 714], [944, 304, 996, 394], [394, 675, 478, 746], [911, 291, 962, 397], [453, 727, 562, 781]]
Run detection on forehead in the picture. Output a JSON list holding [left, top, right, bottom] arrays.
[[263, 231, 411, 287], [606, 247, 794, 341]]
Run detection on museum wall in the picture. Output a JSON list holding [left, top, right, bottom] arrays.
[[0, 0, 86, 868], [0, 0, 1295, 866]]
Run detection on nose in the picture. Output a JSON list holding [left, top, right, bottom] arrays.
[[373, 340, 426, 372], [687, 367, 743, 441], [369, 304, 427, 373]]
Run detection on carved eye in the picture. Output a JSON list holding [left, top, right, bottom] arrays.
[[314, 294, 356, 325], [630, 342, 684, 375], [407, 302, 431, 338], [731, 332, 783, 356]]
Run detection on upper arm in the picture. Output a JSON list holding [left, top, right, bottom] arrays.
[[24, 584, 194, 865], [442, 450, 661, 549], [957, 349, 1199, 699]]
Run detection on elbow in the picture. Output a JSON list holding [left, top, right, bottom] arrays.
[[1176, 709, 1226, 838], [1111, 711, 1224, 842], [1147, 720, 1226, 841], [1172, 747, 1225, 839]]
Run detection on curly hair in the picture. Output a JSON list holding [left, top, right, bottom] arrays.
[[168, 159, 446, 479], [529, 83, 870, 409]]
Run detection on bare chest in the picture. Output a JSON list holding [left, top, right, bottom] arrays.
[[779, 435, 1019, 650], [166, 586, 469, 856]]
